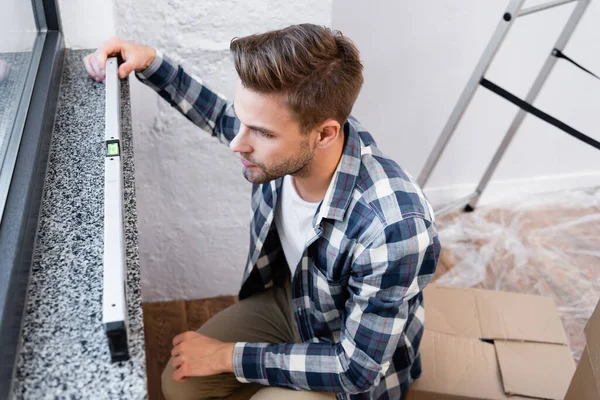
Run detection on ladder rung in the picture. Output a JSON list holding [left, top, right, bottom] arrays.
[[480, 78, 600, 151], [518, 0, 579, 17]]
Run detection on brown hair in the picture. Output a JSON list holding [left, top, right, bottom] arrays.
[[230, 24, 364, 133]]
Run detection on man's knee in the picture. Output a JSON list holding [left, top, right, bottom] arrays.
[[161, 362, 203, 400], [161, 363, 187, 400], [250, 387, 337, 399], [161, 359, 246, 400]]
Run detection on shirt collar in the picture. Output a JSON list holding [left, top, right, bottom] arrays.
[[316, 118, 363, 223]]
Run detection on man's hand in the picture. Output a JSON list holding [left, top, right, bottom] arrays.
[[170, 331, 235, 382], [82, 37, 156, 83]]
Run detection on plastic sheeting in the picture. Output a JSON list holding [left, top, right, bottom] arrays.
[[435, 187, 600, 361]]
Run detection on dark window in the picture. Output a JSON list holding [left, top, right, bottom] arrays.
[[0, 1, 64, 398]]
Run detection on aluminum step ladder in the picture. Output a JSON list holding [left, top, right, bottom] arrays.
[[418, 0, 596, 215]]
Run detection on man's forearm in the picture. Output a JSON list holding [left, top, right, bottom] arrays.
[[135, 51, 239, 145], [232, 341, 378, 394]]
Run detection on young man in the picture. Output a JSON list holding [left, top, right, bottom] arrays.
[[85, 24, 440, 400]]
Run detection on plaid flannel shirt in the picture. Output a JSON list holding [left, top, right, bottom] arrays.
[[136, 51, 441, 400]]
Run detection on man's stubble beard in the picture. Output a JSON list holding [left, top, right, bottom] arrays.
[[242, 140, 314, 184]]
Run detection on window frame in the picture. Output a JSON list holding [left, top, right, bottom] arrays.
[[0, 1, 64, 397]]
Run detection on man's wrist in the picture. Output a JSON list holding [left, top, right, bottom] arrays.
[[220, 342, 236, 373], [138, 46, 157, 72]]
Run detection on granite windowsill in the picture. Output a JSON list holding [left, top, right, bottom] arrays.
[[11, 49, 147, 399]]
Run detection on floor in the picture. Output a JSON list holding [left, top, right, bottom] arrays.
[[143, 295, 238, 400], [142, 187, 600, 400], [435, 187, 600, 362]]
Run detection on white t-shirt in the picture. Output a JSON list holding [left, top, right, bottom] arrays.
[[275, 175, 320, 278]]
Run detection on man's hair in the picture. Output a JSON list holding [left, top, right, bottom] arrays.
[[230, 24, 364, 133]]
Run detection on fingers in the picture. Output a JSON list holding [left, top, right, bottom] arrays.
[[170, 350, 188, 383], [83, 54, 99, 82], [118, 62, 134, 79], [83, 52, 107, 82], [82, 38, 155, 82], [95, 37, 124, 69], [173, 333, 184, 347], [171, 355, 184, 369], [173, 331, 198, 347], [172, 364, 189, 382], [82, 37, 126, 83], [171, 344, 181, 358]]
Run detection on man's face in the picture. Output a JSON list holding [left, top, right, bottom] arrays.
[[230, 80, 316, 184]]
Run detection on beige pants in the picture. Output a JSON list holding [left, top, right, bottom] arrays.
[[161, 279, 337, 400]]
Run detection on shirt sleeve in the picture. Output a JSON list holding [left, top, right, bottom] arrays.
[[134, 50, 239, 145], [232, 217, 439, 394]]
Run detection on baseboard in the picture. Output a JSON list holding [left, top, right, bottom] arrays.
[[423, 171, 600, 209]]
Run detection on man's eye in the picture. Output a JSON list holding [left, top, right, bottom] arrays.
[[254, 129, 272, 138]]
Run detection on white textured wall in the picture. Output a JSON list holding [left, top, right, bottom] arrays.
[[332, 0, 600, 206], [110, 1, 333, 302], [1, 0, 114, 51], [58, 0, 116, 49]]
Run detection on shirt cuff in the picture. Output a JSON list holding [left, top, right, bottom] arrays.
[[232, 342, 269, 385], [134, 50, 178, 90]]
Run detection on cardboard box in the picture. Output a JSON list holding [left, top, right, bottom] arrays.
[[407, 285, 576, 400], [565, 299, 600, 399]]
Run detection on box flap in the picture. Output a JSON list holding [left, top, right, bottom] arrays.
[[475, 289, 568, 345], [495, 340, 575, 400], [583, 299, 600, 394], [422, 285, 481, 339], [565, 347, 600, 400], [407, 330, 509, 399], [418, 285, 576, 400], [584, 297, 600, 340]]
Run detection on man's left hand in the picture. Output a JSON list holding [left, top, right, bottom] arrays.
[[170, 331, 235, 382]]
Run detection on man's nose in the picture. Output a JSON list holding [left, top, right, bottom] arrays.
[[230, 125, 253, 154]]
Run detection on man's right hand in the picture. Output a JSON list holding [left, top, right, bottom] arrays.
[[83, 37, 156, 83]]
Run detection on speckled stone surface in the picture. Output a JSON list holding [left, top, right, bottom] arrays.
[[11, 49, 147, 399]]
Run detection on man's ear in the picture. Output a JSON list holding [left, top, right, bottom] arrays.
[[316, 119, 341, 148]]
